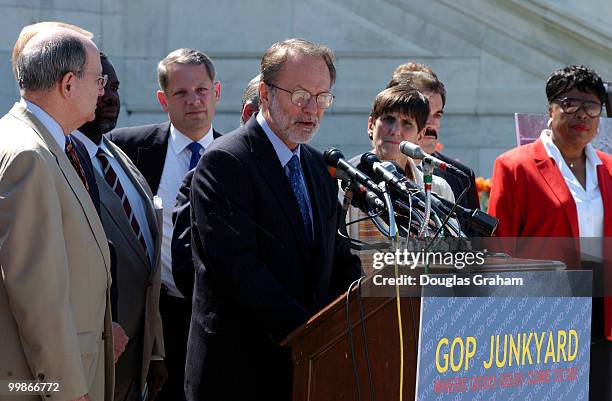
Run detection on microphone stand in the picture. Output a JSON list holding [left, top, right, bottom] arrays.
[[419, 159, 434, 238]]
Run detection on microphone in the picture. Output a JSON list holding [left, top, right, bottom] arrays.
[[360, 152, 422, 203], [399, 141, 468, 178], [361, 155, 497, 236], [327, 166, 385, 213], [324, 148, 382, 196]]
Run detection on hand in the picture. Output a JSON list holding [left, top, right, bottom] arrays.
[[146, 360, 168, 401], [112, 322, 129, 363], [70, 394, 91, 401]]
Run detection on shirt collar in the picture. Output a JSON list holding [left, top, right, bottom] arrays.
[[72, 130, 115, 160], [20, 98, 66, 150], [256, 112, 301, 167], [169, 124, 214, 155], [540, 128, 602, 168]]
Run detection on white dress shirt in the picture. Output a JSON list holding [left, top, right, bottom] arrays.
[[540, 129, 604, 260], [73, 131, 155, 263], [157, 124, 214, 298], [19, 98, 66, 148]]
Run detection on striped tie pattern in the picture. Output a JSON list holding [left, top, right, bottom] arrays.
[[65, 136, 90, 194], [96, 149, 147, 251]]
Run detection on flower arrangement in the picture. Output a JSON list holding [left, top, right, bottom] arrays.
[[475, 176, 492, 212]]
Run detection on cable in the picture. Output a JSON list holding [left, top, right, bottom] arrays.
[[394, 259, 404, 401], [356, 278, 375, 401], [423, 184, 469, 252], [345, 278, 363, 401]]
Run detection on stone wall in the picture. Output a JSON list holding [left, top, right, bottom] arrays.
[[1, 0, 611, 176]]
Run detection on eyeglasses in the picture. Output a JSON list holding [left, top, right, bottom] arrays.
[[96, 74, 109, 89], [553, 97, 602, 118], [266, 82, 334, 109]]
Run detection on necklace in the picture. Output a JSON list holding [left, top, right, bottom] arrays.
[[570, 162, 575, 168]]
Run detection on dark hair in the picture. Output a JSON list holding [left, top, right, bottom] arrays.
[[158, 48, 216, 92], [387, 71, 446, 107], [261, 38, 336, 86], [545, 65, 606, 104], [370, 84, 429, 132]]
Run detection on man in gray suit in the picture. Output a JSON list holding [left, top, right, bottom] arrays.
[[73, 54, 167, 401]]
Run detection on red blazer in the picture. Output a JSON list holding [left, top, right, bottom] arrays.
[[489, 138, 612, 338]]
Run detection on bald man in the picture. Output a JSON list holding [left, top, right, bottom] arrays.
[[0, 27, 113, 401]]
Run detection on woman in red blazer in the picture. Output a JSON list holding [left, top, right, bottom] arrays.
[[489, 65, 612, 401]]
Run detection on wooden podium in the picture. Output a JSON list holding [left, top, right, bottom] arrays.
[[282, 258, 568, 401], [282, 288, 421, 401]]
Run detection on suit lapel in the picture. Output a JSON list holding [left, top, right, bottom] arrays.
[[9, 104, 111, 270], [246, 120, 309, 255], [104, 138, 160, 267], [533, 140, 579, 238], [95, 166, 151, 269], [135, 123, 170, 194]]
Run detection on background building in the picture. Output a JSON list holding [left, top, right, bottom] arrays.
[[2, 0, 611, 176]]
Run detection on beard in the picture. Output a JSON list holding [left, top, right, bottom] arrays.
[[96, 118, 117, 134], [268, 91, 320, 145]]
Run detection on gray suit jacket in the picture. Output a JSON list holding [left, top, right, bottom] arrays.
[[0, 103, 113, 401], [94, 137, 165, 397]]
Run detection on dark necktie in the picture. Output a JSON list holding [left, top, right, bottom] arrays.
[[188, 142, 203, 170], [64, 136, 90, 194], [287, 155, 313, 245], [96, 148, 147, 252]]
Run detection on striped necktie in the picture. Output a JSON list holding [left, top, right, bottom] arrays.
[[64, 136, 90, 193], [96, 148, 147, 251]]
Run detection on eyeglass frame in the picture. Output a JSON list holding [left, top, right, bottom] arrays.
[[552, 96, 603, 118], [265, 82, 334, 109]]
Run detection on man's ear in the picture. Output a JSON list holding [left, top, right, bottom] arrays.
[[259, 81, 270, 108], [59, 72, 76, 98], [242, 102, 258, 123], [156, 90, 168, 112], [214, 81, 221, 101]]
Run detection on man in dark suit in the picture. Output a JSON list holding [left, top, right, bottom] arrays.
[[171, 73, 259, 299], [388, 64, 480, 234], [107, 48, 221, 401], [74, 53, 167, 401], [185, 38, 362, 401]]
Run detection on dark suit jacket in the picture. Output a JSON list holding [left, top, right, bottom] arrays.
[[72, 136, 119, 316], [171, 168, 197, 298], [107, 122, 222, 194], [185, 116, 361, 401], [432, 151, 480, 236]]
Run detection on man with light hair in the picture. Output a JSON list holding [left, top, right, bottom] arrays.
[[109, 47, 222, 401], [0, 26, 113, 401]]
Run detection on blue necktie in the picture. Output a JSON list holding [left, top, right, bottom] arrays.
[[287, 155, 313, 245], [187, 142, 203, 170]]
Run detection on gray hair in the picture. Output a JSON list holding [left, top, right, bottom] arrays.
[[15, 31, 87, 91], [241, 74, 260, 109], [260, 38, 336, 86], [157, 48, 216, 92]]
